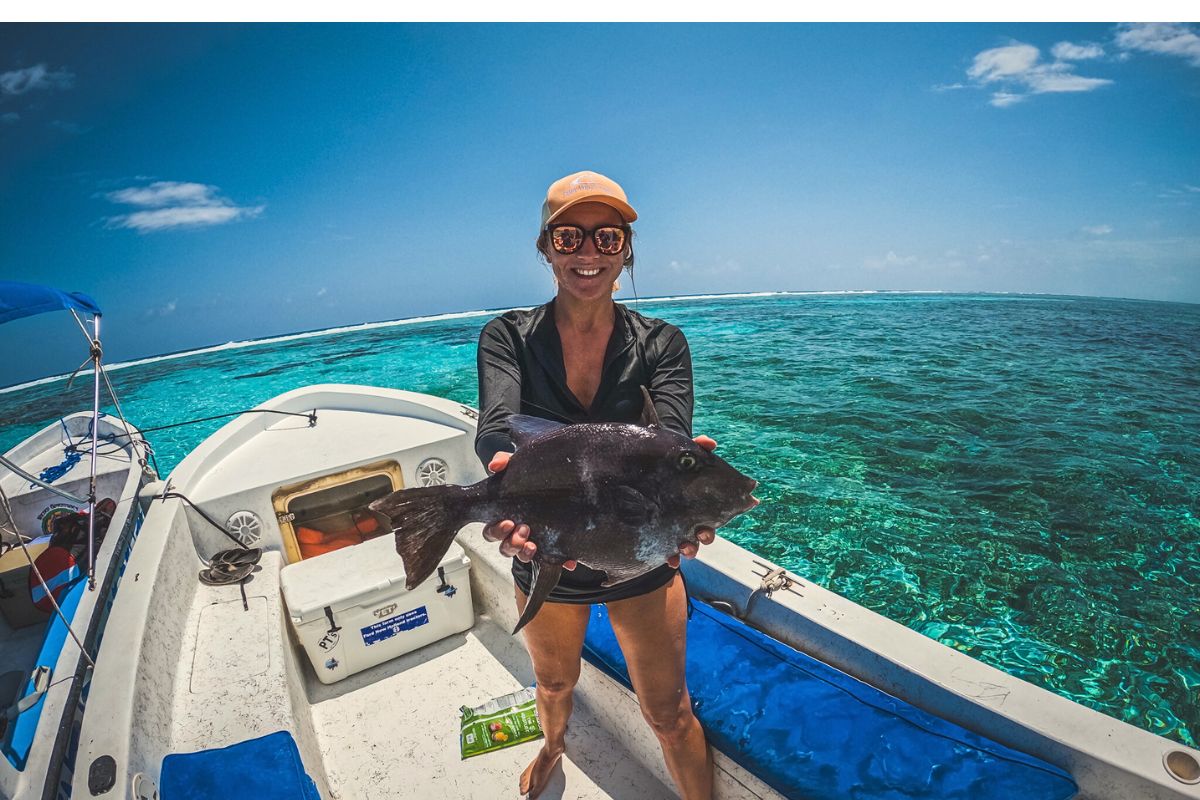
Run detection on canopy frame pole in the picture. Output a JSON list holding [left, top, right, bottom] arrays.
[[68, 306, 92, 343], [86, 312, 101, 590]]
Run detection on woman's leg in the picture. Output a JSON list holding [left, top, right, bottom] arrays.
[[514, 586, 591, 799], [606, 573, 712, 800]]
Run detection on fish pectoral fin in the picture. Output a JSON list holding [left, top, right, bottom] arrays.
[[609, 484, 658, 522], [512, 560, 564, 635], [508, 415, 566, 448]]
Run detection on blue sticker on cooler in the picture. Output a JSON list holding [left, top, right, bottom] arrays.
[[361, 606, 429, 646]]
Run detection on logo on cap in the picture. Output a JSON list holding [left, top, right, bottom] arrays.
[[564, 180, 601, 197]]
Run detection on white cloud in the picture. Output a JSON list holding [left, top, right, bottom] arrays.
[[969, 44, 1040, 82], [1156, 183, 1200, 201], [1115, 22, 1200, 67], [0, 64, 74, 96], [112, 205, 263, 232], [145, 299, 178, 318], [990, 92, 1026, 107], [316, 287, 327, 297], [1023, 66, 1112, 93], [1083, 225, 1113, 235], [961, 41, 1112, 107], [865, 251, 918, 270], [108, 181, 219, 208], [105, 179, 264, 232], [1052, 42, 1104, 61]]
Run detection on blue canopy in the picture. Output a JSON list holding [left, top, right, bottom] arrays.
[[0, 281, 101, 326]]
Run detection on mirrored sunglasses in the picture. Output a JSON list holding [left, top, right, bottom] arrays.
[[547, 225, 628, 256]]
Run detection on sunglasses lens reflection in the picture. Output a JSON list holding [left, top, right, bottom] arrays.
[[552, 227, 584, 253], [595, 227, 625, 255]]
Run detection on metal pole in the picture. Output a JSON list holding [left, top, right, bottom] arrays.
[[0, 455, 87, 504], [87, 314, 101, 590]]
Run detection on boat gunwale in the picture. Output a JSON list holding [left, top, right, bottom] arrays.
[[0, 413, 152, 800]]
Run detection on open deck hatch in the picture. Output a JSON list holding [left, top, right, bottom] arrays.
[[271, 460, 403, 564]]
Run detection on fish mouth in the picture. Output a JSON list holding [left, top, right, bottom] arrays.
[[744, 478, 760, 512]]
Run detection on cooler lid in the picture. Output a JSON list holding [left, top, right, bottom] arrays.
[[280, 534, 468, 624]]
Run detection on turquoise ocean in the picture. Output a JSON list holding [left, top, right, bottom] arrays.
[[1, 292, 1197, 746]]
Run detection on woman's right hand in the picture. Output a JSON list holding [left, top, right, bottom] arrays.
[[482, 451, 576, 570]]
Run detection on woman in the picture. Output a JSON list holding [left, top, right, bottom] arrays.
[[474, 170, 717, 799]]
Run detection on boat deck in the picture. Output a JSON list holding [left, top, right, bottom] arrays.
[[173, 551, 673, 799], [0, 616, 46, 680], [306, 616, 672, 799]]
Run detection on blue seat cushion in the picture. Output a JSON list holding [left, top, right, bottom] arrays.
[[160, 730, 319, 800], [583, 599, 1077, 800]]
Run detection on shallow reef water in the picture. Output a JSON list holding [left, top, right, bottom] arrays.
[[2, 292, 1196, 746]]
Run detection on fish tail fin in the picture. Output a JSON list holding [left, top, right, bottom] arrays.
[[368, 484, 481, 590], [512, 560, 564, 635]]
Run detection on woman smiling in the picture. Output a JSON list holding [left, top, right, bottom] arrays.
[[474, 170, 718, 799]]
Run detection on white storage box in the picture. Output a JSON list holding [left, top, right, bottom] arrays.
[[280, 534, 474, 684]]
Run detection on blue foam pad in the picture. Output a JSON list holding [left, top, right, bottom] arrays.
[[3, 575, 86, 770], [160, 730, 320, 800], [583, 600, 1077, 800]]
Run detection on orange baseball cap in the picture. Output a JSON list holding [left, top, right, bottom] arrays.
[[541, 170, 638, 228]]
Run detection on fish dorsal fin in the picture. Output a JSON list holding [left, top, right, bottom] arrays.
[[638, 386, 661, 428], [508, 415, 566, 447]]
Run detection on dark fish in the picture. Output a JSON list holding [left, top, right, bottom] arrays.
[[369, 388, 759, 634]]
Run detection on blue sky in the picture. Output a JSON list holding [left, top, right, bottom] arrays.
[[1, 23, 1198, 387]]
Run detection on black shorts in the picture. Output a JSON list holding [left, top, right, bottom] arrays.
[[511, 559, 678, 604]]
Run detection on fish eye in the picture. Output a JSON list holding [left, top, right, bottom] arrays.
[[677, 452, 698, 471]]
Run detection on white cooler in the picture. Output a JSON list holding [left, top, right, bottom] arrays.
[[280, 534, 474, 684]]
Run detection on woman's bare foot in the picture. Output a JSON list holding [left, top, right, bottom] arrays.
[[519, 744, 564, 798]]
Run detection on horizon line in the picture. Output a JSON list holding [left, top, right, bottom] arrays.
[[0, 288, 1184, 395]]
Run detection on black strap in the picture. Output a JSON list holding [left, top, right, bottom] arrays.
[[677, 564, 694, 621], [323, 605, 341, 634], [160, 491, 247, 550]]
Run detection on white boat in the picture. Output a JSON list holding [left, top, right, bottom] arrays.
[[0, 283, 156, 800], [70, 385, 1199, 799]]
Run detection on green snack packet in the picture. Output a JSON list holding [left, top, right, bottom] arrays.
[[460, 686, 544, 759]]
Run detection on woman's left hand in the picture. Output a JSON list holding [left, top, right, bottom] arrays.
[[667, 435, 719, 568]]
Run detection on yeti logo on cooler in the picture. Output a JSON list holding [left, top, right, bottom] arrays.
[[373, 603, 398, 619]]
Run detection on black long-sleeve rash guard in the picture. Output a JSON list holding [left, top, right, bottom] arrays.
[[474, 297, 695, 604], [475, 298, 694, 465]]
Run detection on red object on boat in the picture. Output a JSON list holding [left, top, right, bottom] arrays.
[[29, 545, 80, 612]]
